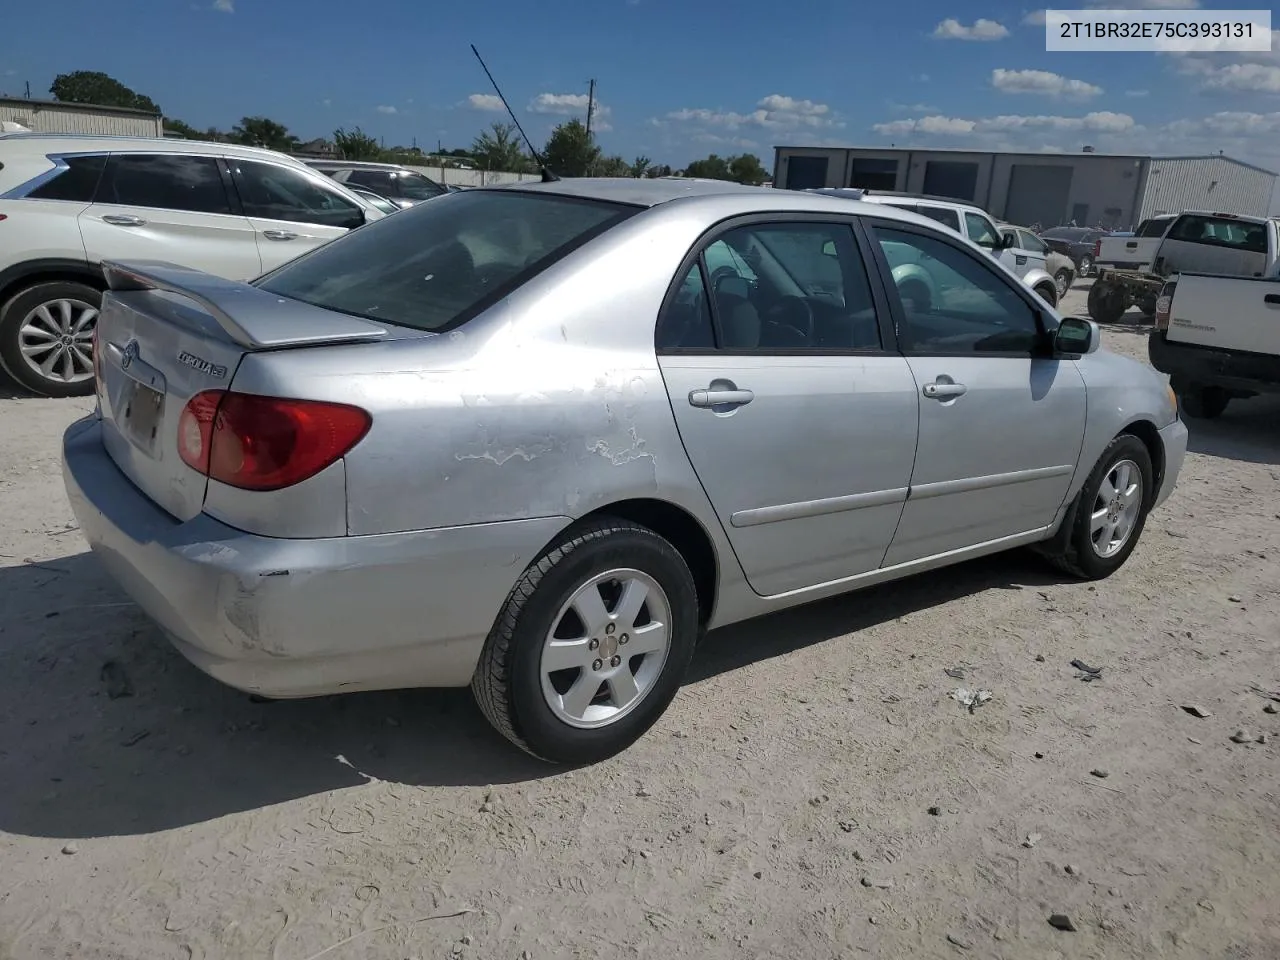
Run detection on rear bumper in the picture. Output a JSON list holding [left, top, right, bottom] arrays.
[[62, 416, 570, 697], [1148, 331, 1280, 397], [1154, 417, 1188, 510]]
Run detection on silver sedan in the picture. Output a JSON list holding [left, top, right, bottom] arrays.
[[62, 179, 1188, 763]]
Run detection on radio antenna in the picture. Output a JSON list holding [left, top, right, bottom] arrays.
[[470, 44, 559, 182]]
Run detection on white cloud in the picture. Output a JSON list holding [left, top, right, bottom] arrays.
[[1086, 0, 1199, 7], [992, 68, 1103, 99], [1126, 89, 1150, 98], [212, 0, 233, 10], [932, 18, 1010, 41], [655, 94, 840, 133], [1022, 10, 1046, 26], [376, 105, 397, 115], [873, 111, 1136, 138], [890, 102, 940, 113], [321, 98, 332, 107], [1171, 30, 1280, 93], [466, 93, 505, 112], [1201, 63, 1280, 93], [528, 92, 613, 131]]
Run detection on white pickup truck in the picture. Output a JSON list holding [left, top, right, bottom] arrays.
[[1094, 214, 1176, 274], [1090, 212, 1277, 324], [1147, 218, 1280, 418]]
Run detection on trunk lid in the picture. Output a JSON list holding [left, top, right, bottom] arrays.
[[94, 260, 390, 521]]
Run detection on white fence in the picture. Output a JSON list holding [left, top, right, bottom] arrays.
[[403, 164, 541, 188]]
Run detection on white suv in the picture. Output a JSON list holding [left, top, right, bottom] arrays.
[[809, 188, 1060, 306], [0, 134, 386, 396]]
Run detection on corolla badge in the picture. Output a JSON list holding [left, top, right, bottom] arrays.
[[119, 339, 140, 370]]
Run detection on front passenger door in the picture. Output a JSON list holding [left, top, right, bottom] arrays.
[[228, 159, 367, 272], [868, 221, 1086, 566]]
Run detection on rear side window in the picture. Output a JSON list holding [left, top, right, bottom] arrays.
[[396, 173, 446, 201], [1137, 218, 1169, 238], [233, 160, 364, 228], [347, 169, 399, 195], [257, 190, 636, 332], [27, 155, 106, 202], [917, 205, 961, 232], [97, 154, 232, 214], [1167, 214, 1267, 254]]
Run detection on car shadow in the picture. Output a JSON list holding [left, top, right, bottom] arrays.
[[0, 548, 1068, 839], [1184, 393, 1280, 466]]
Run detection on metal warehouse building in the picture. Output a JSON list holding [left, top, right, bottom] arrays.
[[773, 146, 1276, 230], [0, 97, 163, 138]]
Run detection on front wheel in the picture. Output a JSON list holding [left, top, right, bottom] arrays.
[[1079, 254, 1094, 276], [1179, 385, 1230, 420], [1039, 434, 1154, 580], [471, 517, 699, 764], [1055, 269, 1073, 298], [1087, 280, 1127, 324], [1033, 282, 1058, 308], [0, 281, 101, 397]]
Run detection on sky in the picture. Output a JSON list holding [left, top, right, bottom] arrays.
[[0, 0, 1277, 174]]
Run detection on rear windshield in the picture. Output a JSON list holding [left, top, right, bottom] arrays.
[[1167, 214, 1267, 254], [256, 190, 636, 332], [1042, 227, 1089, 241]]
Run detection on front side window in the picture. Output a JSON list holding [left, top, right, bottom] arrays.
[[346, 169, 399, 195], [964, 212, 1001, 249], [27, 154, 106, 202], [1019, 230, 1047, 253], [874, 225, 1041, 355], [916, 205, 961, 232], [97, 153, 232, 215], [257, 190, 635, 332], [234, 160, 364, 228], [396, 172, 446, 201]]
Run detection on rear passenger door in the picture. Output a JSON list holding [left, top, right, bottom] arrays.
[[227, 159, 367, 272], [655, 217, 920, 596], [79, 153, 263, 281]]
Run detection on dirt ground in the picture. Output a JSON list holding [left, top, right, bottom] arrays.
[[2, 282, 1278, 960]]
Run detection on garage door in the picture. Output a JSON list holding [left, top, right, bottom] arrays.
[[785, 156, 829, 190], [922, 161, 978, 201], [1005, 165, 1074, 227]]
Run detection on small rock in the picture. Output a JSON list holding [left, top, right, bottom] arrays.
[[946, 933, 972, 950], [944, 667, 966, 680], [1064, 864, 1080, 876], [927, 806, 941, 816], [1090, 768, 1110, 779], [478, 801, 494, 813], [639, 850, 650, 859], [1048, 913, 1077, 932], [1264, 703, 1278, 715], [809, 794, 829, 806], [121, 730, 150, 747], [868, 916, 878, 925], [838, 821, 856, 833], [753, 870, 762, 879], [1256, 734, 1268, 744], [1229, 730, 1252, 744], [1229, 595, 1243, 603], [1188, 737, 1202, 745], [1034, 752, 1045, 759], [860, 876, 893, 889], [1022, 833, 1041, 848], [1035, 654, 1046, 663], [636, 786, 651, 798], [61, 842, 78, 855], [1197, 899, 1214, 913], [1108, 888, 1120, 897], [1100, 919, 1115, 932], [1181, 704, 1212, 718]]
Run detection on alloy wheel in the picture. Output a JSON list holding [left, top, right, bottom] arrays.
[[18, 298, 97, 384], [1090, 459, 1143, 558]]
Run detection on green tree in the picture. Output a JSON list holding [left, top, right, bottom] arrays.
[[50, 71, 160, 113], [683, 154, 732, 180], [229, 116, 299, 152], [593, 155, 633, 177], [542, 119, 599, 178], [728, 153, 769, 185], [630, 155, 652, 178], [334, 126, 383, 161], [162, 118, 203, 139], [645, 163, 673, 179], [471, 122, 531, 173]]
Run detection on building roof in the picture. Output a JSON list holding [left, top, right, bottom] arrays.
[[773, 144, 1277, 177], [0, 96, 161, 118]]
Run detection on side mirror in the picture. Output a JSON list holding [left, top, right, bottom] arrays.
[[999, 233, 1016, 250], [1053, 316, 1100, 355], [344, 209, 368, 230]]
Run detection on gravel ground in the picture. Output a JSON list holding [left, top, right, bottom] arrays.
[[1, 280, 1278, 960]]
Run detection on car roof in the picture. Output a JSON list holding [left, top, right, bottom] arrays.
[[0, 132, 312, 167], [483, 177, 784, 207]]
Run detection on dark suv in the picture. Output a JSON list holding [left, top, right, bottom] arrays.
[[304, 160, 448, 205]]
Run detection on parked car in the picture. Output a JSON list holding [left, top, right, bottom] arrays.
[[1040, 226, 1109, 277], [811, 190, 1059, 306], [1092, 211, 1278, 325], [348, 186, 406, 216], [304, 160, 448, 205], [997, 222, 1067, 306], [0, 133, 386, 397], [62, 180, 1187, 764]]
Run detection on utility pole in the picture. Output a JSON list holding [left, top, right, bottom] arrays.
[[585, 79, 596, 139], [25, 81, 31, 99]]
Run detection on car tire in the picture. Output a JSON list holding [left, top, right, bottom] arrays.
[[1179, 385, 1230, 420], [1033, 282, 1058, 308], [0, 281, 101, 398], [1079, 254, 1094, 276], [1139, 296, 1157, 318], [471, 516, 699, 764], [1055, 269, 1073, 298], [1037, 434, 1154, 580], [1087, 281, 1127, 325]]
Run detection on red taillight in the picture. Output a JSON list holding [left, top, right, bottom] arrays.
[[1094, 239, 1102, 257], [1154, 294, 1172, 330], [178, 390, 371, 492]]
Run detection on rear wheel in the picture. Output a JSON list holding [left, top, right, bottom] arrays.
[[1079, 254, 1094, 276], [0, 281, 101, 397], [1033, 282, 1058, 308], [1055, 269, 1073, 298], [471, 517, 699, 764], [1039, 434, 1154, 580], [1179, 385, 1230, 420], [1139, 296, 1157, 319], [1087, 280, 1127, 324]]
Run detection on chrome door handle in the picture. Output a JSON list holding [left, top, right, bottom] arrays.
[[922, 381, 967, 400], [262, 229, 298, 241], [689, 387, 754, 408], [102, 214, 146, 226]]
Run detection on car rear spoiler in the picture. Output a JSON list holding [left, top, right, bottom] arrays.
[[102, 260, 389, 350]]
